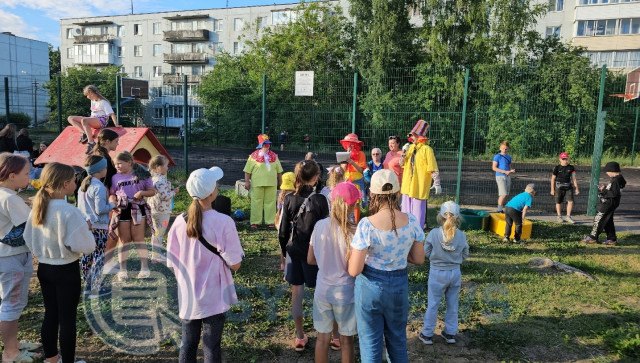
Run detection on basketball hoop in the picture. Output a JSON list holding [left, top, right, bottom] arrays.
[[610, 93, 634, 100]]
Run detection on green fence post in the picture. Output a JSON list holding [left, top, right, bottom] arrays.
[[587, 66, 607, 216], [183, 75, 188, 175], [521, 105, 527, 161], [57, 76, 62, 133], [456, 69, 470, 204], [472, 109, 478, 158], [4, 77, 9, 124], [262, 74, 266, 134], [631, 107, 639, 166], [351, 72, 358, 134], [574, 108, 581, 158], [115, 75, 121, 125]]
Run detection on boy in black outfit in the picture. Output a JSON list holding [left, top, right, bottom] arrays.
[[551, 152, 580, 224], [582, 161, 626, 245]]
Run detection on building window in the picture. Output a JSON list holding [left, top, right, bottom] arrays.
[[550, 0, 564, 11], [66, 28, 74, 39], [577, 19, 623, 36], [134, 66, 142, 78], [272, 10, 295, 25], [233, 42, 244, 54], [546, 26, 562, 38], [66, 48, 73, 59], [630, 51, 640, 67], [117, 46, 124, 57], [153, 66, 162, 77], [120, 66, 125, 74], [214, 19, 223, 31], [134, 45, 142, 57], [118, 25, 125, 37], [153, 44, 162, 56], [192, 65, 204, 75], [257, 16, 268, 29], [153, 22, 161, 34], [613, 51, 628, 67], [134, 24, 141, 35], [213, 42, 224, 54], [234, 18, 244, 31], [154, 107, 163, 119]]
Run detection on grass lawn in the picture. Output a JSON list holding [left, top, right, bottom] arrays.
[[12, 188, 640, 362]]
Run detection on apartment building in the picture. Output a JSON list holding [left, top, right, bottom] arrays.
[[0, 32, 50, 124], [536, 0, 640, 70], [59, 1, 347, 127]]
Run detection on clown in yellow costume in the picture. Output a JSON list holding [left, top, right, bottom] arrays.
[[244, 134, 283, 228], [400, 120, 441, 228]]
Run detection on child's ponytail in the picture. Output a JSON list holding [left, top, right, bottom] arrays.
[[330, 196, 356, 261], [185, 199, 203, 239], [440, 213, 460, 244], [32, 162, 76, 226]]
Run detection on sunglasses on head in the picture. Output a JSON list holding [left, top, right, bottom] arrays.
[[388, 136, 398, 140]]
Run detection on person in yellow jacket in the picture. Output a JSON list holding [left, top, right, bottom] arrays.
[[400, 120, 441, 229], [244, 134, 283, 229]]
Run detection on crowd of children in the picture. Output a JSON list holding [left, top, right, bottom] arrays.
[[0, 115, 629, 363]]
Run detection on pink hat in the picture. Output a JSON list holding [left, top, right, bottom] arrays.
[[332, 182, 362, 205], [409, 120, 429, 137], [339, 133, 364, 149], [559, 152, 569, 159]]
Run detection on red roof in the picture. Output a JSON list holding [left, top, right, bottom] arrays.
[[35, 126, 176, 167]]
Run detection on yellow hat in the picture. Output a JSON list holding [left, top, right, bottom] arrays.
[[280, 172, 295, 190]]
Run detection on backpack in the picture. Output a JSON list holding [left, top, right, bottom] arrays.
[[285, 192, 315, 260]]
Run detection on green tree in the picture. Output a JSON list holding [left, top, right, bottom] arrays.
[[198, 1, 354, 146], [42, 65, 125, 124], [419, 0, 547, 66], [48, 45, 61, 78]]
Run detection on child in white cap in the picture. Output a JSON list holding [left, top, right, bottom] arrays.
[[419, 201, 469, 345], [167, 167, 244, 363]]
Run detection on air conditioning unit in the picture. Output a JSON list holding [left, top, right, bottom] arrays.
[[75, 28, 82, 36]]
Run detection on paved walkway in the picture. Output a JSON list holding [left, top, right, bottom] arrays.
[[460, 204, 640, 235]]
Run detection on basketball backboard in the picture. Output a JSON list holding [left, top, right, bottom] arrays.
[[624, 67, 640, 102], [121, 78, 149, 99]]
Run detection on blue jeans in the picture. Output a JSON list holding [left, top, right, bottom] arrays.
[[355, 265, 409, 363], [422, 268, 461, 337], [180, 313, 225, 363]]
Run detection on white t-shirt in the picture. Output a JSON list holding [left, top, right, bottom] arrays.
[[310, 218, 355, 305], [0, 187, 31, 257], [90, 99, 114, 117]]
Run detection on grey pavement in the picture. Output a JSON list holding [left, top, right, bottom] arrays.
[[460, 204, 640, 235]]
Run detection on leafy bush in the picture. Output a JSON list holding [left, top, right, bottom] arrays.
[[0, 112, 32, 129]]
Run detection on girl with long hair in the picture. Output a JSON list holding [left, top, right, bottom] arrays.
[[167, 167, 243, 363], [348, 169, 425, 363], [67, 85, 119, 154], [419, 201, 469, 345], [24, 162, 95, 363], [308, 182, 361, 363]]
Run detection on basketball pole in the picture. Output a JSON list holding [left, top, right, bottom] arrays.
[[632, 107, 638, 166], [587, 65, 607, 217]]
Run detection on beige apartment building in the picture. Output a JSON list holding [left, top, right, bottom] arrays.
[[537, 0, 640, 70]]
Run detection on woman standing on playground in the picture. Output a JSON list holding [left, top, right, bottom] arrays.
[[67, 85, 118, 155]]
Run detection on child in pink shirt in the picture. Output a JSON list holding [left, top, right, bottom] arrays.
[[167, 166, 244, 363]]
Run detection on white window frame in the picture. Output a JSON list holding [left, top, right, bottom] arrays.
[[214, 19, 223, 31], [66, 48, 74, 59], [234, 18, 244, 31], [118, 25, 125, 37], [153, 66, 162, 77], [134, 45, 142, 57], [153, 22, 162, 34], [66, 28, 74, 39], [153, 44, 162, 57], [550, 0, 564, 11], [134, 66, 143, 78], [133, 24, 141, 35]]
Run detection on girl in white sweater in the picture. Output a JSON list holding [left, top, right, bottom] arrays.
[[25, 162, 96, 363]]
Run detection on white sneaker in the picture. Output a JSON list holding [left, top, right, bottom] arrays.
[[565, 215, 575, 224], [556, 216, 564, 223], [116, 270, 128, 282]]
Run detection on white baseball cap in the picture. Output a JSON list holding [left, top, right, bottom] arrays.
[[186, 167, 223, 200], [370, 169, 400, 194], [439, 201, 460, 219]]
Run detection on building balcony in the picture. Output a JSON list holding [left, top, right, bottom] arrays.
[[572, 34, 640, 51], [72, 54, 116, 66], [73, 35, 113, 44], [163, 53, 209, 64], [163, 29, 209, 42], [163, 74, 202, 84]]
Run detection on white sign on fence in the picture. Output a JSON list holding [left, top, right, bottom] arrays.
[[295, 71, 314, 96]]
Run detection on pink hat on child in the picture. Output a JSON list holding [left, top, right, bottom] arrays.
[[332, 182, 362, 205]]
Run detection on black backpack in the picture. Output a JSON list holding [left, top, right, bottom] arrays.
[[285, 192, 315, 260]]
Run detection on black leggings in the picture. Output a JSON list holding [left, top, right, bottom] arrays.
[[590, 208, 617, 241], [37, 261, 81, 363]]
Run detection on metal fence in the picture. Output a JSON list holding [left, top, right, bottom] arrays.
[[2, 64, 638, 215]]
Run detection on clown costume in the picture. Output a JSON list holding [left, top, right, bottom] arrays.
[[244, 134, 283, 228]]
